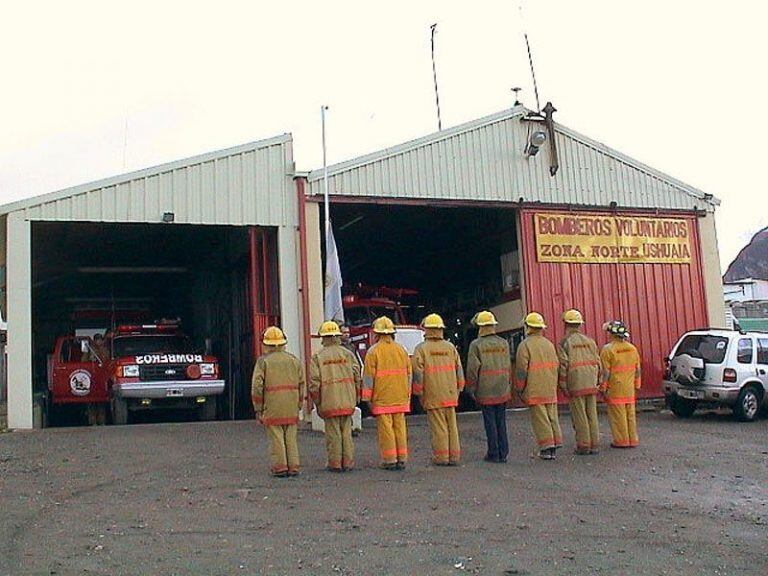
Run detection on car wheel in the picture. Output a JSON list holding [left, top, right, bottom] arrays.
[[111, 395, 129, 425], [198, 398, 217, 421], [734, 386, 761, 422], [670, 397, 698, 418]]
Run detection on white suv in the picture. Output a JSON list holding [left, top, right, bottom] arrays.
[[662, 329, 768, 421]]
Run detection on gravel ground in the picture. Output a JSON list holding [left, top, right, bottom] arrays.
[[0, 408, 766, 576]]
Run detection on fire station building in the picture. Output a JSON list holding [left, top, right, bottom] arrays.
[[0, 106, 725, 429]]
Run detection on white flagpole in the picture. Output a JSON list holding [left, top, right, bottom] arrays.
[[321, 105, 330, 235]]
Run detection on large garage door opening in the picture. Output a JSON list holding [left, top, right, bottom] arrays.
[[32, 222, 279, 425], [329, 202, 523, 359]]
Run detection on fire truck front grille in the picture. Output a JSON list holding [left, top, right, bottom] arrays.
[[139, 364, 188, 381]]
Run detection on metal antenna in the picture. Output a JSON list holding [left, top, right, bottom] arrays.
[[519, 3, 541, 112], [430, 23, 442, 131], [512, 87, 523, 107]]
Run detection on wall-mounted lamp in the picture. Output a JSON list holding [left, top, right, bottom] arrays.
[[525, 131, 547, 157], [162, 212, 175, 223]]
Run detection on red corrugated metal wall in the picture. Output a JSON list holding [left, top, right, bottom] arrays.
[[519, 209, 709, 399]]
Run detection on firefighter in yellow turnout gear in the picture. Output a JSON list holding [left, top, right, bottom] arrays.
[[251, 326, 306, 477], [515, 312, 563, 460], [309, 321, 362, 472], [362, 316, 412, 470], [557, 309, 602, 455], [600, 320, 642, 448], [412, 313, 465, 466], [466, 310, 513, 463]]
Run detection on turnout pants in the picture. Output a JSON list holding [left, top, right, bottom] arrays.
[[569, 394, 600, 451], [427, 407, 461, 464], [529, 403, 562, 451], [607, 402, 639, 448], [265, 424, 300, 474], [324, 415, 354, 469], [376, 412, 408, 465], [481, 404, 508, 461]]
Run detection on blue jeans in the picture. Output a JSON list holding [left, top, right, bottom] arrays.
[[481, 404, 508, 461]]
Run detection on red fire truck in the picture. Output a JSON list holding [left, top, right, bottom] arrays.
[[46, 322, 224, 425], [342, 285, 424, 361]]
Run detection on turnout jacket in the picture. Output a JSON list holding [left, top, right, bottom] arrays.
[[251, 348, 306, 426], [309, 342, 362, 418], [599, 339, 642, 405], [466, 335, 512, 405], [515, 333, 559, 405], [362, 336, 412, 415], [412, 338, 465, 410], [557, 330, 601, 397]]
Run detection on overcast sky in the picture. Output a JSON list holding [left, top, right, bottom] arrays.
[[1, 0, 765, 270]]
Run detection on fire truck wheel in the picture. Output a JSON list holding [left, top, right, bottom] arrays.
[[111, 396, 129, 425], [199, 398, 217, 421]]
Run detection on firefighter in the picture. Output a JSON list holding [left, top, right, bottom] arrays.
[[362, 316, 412, 470], [557, 309, 602, 455], [412, 313, 465, 466], [251, 326, 306, 477], [515, 312, 562, 460], [309, 321, 362, 472], [466, 310, 512, 463], [600, 320, 642, 448]]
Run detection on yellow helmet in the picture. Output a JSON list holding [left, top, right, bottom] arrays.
[[421, 313, 446, 329], [474, 310, 498, 326], [524, 312, 547, 329], [263, 326, 287, 346], [372, 316, 396, 334], [318, 320, 342, 337], [562, 309, 584, 325]]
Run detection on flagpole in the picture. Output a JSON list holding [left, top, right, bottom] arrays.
[[321, 105, 330, 234]]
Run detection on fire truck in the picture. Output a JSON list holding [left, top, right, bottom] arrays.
[[342, 285, 424, 360], [46, 322, 224, 425]]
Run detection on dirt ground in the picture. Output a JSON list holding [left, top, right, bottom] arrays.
[[1, 408, 766, 576]]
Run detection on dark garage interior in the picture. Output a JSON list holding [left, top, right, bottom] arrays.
[[31, 221, 280, 424]]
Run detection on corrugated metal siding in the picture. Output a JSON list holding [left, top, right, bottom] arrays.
[[307, 110, 710, 211], [519, 209, 709, 399], [4, 136, 296, 227]]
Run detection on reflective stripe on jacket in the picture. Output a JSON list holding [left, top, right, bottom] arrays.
[[251, 348, 306, 426], [309, 342, 362, 418], [412, 338, 465, 410], [557, 330, 601, 397], [599, 339, 642, 404], [515, 333, 559, 405], [362, 336, 412, 415], [466, 335, 512, 405]]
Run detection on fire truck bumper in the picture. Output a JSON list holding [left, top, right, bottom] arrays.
[[114, 380, 225, 399]]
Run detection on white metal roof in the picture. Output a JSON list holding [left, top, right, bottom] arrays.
[[0, 134, 297, 226], [307, 107, 719, 212]]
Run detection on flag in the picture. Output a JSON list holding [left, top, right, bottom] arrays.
[[324, 223, 345, 323]]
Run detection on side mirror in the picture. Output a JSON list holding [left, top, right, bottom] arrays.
[[80, 339, 89, 354]]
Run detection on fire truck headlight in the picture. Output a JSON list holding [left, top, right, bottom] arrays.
[[123, 365, 140, 378], [200, 363, 215, 375]]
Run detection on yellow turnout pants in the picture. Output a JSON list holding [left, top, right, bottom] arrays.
[[376, 412, 408, 464], [427, 407, 461, 464], [529, 403, 562, 450], [265, 424, 300, 474], [569, 394, 600, 451], [324, 415, 354, 469], [607, 403, 639, 447]]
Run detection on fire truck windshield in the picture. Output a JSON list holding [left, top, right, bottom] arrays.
[[345, 306, 400, 327], [112, 335, 196, 357]]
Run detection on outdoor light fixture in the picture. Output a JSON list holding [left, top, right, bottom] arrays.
[[526, 130, 547, 157], [162, 212, 175, 223]]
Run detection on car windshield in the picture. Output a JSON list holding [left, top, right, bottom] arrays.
[[345, 306, 400, 327], [112, 335, 195, 357], [674, 334, 729, 364]]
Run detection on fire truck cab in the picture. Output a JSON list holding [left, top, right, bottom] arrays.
[[46, 322, 224, 425]]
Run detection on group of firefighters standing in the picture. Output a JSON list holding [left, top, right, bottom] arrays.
[[251, 309, 642, 477]]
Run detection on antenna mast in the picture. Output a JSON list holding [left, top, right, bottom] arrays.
[[519, 3, 541, 112], [430, 23, 442, 131]]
